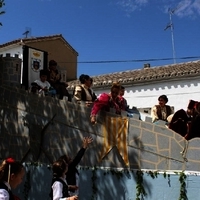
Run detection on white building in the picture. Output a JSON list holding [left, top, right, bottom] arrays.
[[68, 61, 200, 115]]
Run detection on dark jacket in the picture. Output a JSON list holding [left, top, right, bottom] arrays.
[[156, 105, 172, 121], [66, 147, 86, 192], [169, 109, 190, 137]]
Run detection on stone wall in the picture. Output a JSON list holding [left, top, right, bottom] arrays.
[[1, 56, 200, 199], [1, 56, 200, 171], [0, 54, 21, 87]]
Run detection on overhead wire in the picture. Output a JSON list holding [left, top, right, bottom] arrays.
[[59, 55, 200, 64]]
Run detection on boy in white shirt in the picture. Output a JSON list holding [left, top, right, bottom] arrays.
[[50, 159, 78, 200], [33, 70, 56, 96]]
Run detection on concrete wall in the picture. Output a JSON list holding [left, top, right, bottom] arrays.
[[1, 56, 200, 199]]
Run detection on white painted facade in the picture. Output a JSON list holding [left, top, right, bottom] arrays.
[[0, 44, 23, 58], [93, 76, 200, 113]]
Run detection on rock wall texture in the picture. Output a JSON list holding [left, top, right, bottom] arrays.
[[1, 55, 200, 172], [2, 56, 200, 200]]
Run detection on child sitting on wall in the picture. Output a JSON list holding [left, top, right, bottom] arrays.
[[31, 69, 56, 96], [151, 95, 174, 123]]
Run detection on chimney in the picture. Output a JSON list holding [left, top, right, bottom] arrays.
[[144, 63, 150, 69]]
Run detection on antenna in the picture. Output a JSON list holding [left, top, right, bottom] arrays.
[[22, 27, 32, 38], [164, 7, 178, 64]]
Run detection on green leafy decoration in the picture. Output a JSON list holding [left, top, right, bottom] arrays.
[[135, 170, 147, 200], [21, 164, 189, 200], [23, 170, 31, 200], [91, 166, 98, 200], [178, 171, 188, 200], [147, 170, 159, 179]]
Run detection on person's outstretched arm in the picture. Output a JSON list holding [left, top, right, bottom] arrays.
[[71, 136, 93, 167]]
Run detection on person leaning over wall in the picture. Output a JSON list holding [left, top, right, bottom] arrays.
[[0, 157, 25, 200], [151, 94, 173, 124], [90, 82, 127, 124], [73, 74, 97, 106]]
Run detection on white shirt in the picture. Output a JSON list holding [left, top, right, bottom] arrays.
[[34, 80, 51, 89], [0, 182, 11, 200], [52, 177, 69, 200]]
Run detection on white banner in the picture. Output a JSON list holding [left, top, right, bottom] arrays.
[[28, 48, 44, 86]]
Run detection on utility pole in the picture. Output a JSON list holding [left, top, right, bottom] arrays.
[[164, 8, 177, 64]]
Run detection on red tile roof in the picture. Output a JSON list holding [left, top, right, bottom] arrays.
[[68, 60, 200, 89]]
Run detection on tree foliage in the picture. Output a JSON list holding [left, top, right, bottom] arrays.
[[0, 0, 5, 26]]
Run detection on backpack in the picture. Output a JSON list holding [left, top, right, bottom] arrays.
[[49, 177, 69, 200]]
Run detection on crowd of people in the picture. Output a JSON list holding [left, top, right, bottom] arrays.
[[150, 95, 200, 140], [31, 61, 200, 141], [31, 60, 72, 101], [1, 63, 200, 199]]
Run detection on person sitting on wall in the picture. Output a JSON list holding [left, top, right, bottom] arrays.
[[90, 82, 126, 124], [47, 60, 71, 101], [185, 101, 200, 140], [169, 100, 200, 140], [73, 74, 97, 106], [151, 95, 174, 123], [31, 69, 56, 96]]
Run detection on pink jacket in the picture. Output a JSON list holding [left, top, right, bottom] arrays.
[[91, 93, 124, 116]]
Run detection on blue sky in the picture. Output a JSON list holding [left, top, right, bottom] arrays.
[[0, 0, 200, 77]]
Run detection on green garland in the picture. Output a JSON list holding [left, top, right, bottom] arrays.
[[23, 163, 188, 200], [136, 170, 147, 200], [91, 166, 98, 200], [163, 172, 171, 187], [23, 170, 31, 200], [178, 171, 188, 200]]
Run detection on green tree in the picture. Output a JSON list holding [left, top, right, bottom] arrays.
[[0, 0, 5, 26]]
